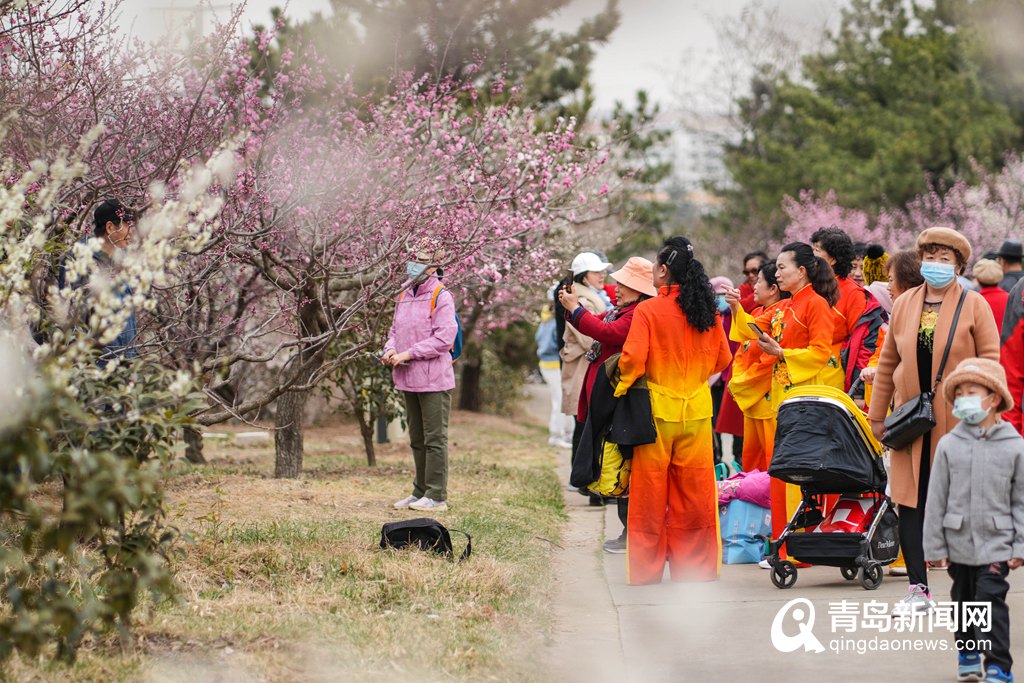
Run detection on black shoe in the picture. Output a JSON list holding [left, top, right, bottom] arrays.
[[588, 495, 606, 507]]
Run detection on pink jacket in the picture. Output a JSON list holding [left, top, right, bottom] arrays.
[[384, 275, 458, 393]]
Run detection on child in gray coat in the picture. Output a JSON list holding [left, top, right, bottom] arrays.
[[925, 357, 1024, 683]]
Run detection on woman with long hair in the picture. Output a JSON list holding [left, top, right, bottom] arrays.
[[612, 237, 732, 584], [728, 261, 790, 473], [727, 242, 839, 563]]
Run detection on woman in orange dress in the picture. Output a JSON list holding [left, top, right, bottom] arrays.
[[812, 227, 870, 391], [728, 261, 790, 474], [727, 242, 839, 562], [613, 236, 732, 585]]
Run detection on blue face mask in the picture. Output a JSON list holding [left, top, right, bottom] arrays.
[[716, 294, 729, 312], [952, 394, 991, 425], [406, 261, 428, 282], [919, 262, 956, 288]]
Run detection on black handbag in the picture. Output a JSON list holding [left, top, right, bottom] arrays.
[[882, 289, 967, 450], [380, 518, 472, 561]]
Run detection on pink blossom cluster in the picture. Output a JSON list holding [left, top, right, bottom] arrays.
[[779, 155, 1024, 261], [2, 0, 606, 423]]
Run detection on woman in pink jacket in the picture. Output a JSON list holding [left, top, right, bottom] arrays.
[[383, 250, 460, 512]]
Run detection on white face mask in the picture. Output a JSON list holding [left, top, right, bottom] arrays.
[[952, 394, 991, 425]]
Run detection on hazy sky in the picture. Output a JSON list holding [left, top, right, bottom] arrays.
[[119, 0, 843, 112]]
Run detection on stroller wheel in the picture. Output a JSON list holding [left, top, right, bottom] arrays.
[[771, 560, 798, 589], [859, 562, 883, 590], [840, 566, 858, 581]]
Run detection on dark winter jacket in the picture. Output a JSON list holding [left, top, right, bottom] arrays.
[[570, 354, 656, 489]]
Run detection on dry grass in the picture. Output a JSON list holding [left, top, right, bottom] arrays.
[[8, 410, 565, 682]]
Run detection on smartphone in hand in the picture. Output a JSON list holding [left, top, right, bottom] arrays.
[[561, 269, 575, 294], [748, 322, 766, 337]]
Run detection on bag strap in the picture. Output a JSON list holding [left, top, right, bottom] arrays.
[[449, 528, 472, 560], [429, 285, 445, 317], [398, 285, 445, 316], [932, 288, 968, 391]]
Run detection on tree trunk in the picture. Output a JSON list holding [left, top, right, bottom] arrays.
[[357, 408, 376, 467], [458, 340, 483, 412], [274, 380, 310, 478], [274, 280, 326, 479], [456, 295, 488, 413], [183, 426, 206, 464]]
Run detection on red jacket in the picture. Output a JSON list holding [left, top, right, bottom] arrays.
[[568, 301, 638, 422], [843, 293, 886, 391], [1001, 281, 1024, 435], [738, 281, 757, 313], [981, 285, 1009, 335]]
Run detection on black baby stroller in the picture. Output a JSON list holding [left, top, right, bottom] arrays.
[[765, 385, 899, 591]]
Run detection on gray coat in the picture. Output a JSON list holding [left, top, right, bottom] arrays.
[[924, 421, 1024, 565]]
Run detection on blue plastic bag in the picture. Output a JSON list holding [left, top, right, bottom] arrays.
[[719, 499, 771, 565]]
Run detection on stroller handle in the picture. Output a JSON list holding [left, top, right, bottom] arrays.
[[848, 377, 865, 400]]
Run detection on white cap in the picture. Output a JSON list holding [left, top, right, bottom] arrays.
[[571, 252, 612, 275]]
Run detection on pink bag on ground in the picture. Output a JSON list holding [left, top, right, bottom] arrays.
[[716, 469, 771, 509]]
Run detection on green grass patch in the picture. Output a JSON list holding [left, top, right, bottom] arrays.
[[9, 411, 564, 682]]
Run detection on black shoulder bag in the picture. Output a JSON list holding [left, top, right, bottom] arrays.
[[380, 518, 472, 561], [882, 289, 967, 450]]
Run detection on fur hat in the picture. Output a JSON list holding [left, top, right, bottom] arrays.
[[972, 259, 1004, 287], [861, 244, 889, 285], [916, 227, 972, 266], [942, 357, 1014, 413]]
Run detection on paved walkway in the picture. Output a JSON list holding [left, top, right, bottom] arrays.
[[541, 422, 1024, 683]]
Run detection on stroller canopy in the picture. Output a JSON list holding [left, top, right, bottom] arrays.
[[769, 386, 886, 493]]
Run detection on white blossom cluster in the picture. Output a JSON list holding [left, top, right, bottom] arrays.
[[0, 117, 240, 417]]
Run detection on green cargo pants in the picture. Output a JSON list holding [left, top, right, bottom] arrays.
[[403, 390, 452, 502]]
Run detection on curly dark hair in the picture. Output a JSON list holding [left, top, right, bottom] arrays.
[[811, 225, 855, 279], [780, 242, 840, 307], [657, 236, 717, 332]]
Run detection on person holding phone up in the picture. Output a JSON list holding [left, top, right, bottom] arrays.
[[725, 242, 840, 563], [727, 261, 790, 474]]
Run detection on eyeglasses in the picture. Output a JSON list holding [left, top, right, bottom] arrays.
[[742, 269, 759, 276]]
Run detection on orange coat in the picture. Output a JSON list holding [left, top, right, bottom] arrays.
[[614, 285, 732, 421], [729, 301, 784, 420], [732, 284, 840, 404], [832, 276, 868, 344], [867, 283, 1000, 507]]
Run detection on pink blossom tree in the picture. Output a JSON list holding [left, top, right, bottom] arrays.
[[779, 155, 1024, 260]]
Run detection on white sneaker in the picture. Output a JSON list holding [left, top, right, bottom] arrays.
[[892, 583, 935, 617], [548, 437, 573, 449], [409, 497, 448, 512], [393, 495, 419, 510], [759, 559, 772, 569], [888, 565, 908, 577]]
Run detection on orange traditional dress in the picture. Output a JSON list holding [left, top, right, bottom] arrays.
[[728, 301, 786, 473], [731, 285, 839, 559], [614, 285, 732, 585], [826, 276, 869, 389]]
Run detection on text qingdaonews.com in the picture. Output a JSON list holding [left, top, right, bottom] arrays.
[[828, 638, 992, 655]]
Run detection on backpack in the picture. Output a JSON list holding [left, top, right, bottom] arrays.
[[398, 285, 464, 362], [379, 518, 472, 560], [840, 293, 887, 391]]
